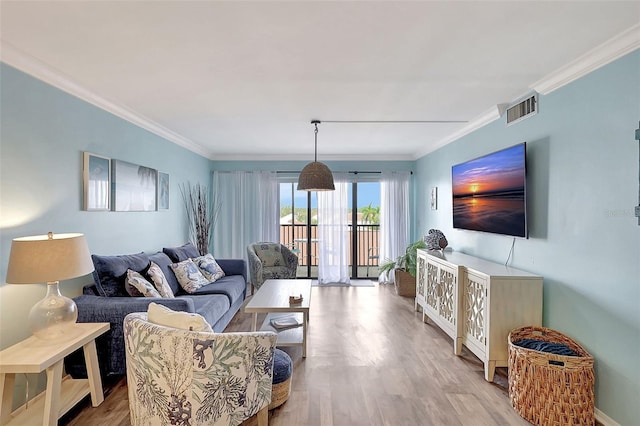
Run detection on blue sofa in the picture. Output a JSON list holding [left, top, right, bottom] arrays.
[[65, 243, 247, 378]]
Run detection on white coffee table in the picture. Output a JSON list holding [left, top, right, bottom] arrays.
[[244, 279, 311, 357]]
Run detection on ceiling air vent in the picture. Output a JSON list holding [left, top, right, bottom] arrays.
[[506, 93, 538, 125]]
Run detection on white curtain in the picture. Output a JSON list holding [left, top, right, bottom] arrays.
[[211, 171, 279, 258], [379, 171, 411, 283], [317, 174, 350, 284]]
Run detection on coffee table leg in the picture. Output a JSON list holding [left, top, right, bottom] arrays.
[[252, 313, 258, 331], [302, 311, 308, 358]]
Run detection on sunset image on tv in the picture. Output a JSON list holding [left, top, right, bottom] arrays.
[[452, 143, 527, 237]]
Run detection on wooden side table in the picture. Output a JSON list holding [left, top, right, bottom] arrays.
[[0, 322, 109, 426]]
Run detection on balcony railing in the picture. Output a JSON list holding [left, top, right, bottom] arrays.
[[280, 224, 379, 267]]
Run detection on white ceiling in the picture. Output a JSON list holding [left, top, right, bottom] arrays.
[[1, 1, 639, 161]]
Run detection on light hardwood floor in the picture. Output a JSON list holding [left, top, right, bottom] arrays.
[[61, 283, 530, 426]]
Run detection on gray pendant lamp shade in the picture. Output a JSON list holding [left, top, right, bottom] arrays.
[[297, 120, 335, 191]]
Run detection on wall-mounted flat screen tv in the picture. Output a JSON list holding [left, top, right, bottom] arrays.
[[452, 142, 527, 238]]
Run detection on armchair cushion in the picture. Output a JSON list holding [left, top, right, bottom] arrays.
[[254, 244, 286, 267], [147, 301, 212, 332], [124, 313, 277, 426], [263, 266, 297, 280]]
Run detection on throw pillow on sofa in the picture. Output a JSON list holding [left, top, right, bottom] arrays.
[[171, 258, 209, 293], [147, 261, 175, 298], [147, 302, 213, 332], [163, 242, 200, 263], [126, 269, 161, 298], [92, 252, 150, 297], [193, 254, 225, 283]]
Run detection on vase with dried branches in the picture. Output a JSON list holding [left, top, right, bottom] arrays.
[[180, 182, 220, 256]]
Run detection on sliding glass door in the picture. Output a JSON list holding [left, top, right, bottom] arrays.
[[350, 181, 380, 278], [279, 179, 380, 279], [279, 182, 318, 278]]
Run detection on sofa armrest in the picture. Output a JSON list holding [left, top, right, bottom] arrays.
[[65, 295, 196, 378], [216, 258, 247, 282]]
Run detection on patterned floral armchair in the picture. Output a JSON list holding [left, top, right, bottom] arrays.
[[124, 313, 277, 426], [247, 242, 299, 293]]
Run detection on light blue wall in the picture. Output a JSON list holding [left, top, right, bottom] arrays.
[[414, 51, 640, 424], [0, 63, 211, 353]]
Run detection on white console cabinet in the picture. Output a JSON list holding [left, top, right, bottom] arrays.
[[416, 249, 543, 382]]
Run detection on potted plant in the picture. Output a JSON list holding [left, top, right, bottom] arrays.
[[379, 239, 427, 297]]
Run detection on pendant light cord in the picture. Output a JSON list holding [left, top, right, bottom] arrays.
[[314, 122, 318, 162]]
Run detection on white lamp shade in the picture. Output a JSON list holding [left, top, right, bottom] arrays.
[[6, 233, 94, 284]]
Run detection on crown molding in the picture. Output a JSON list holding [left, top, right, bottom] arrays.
[[412, 104, 504, 160], [0, 41, 212, 159], [211, 153, 415, 161], [531, 24, 640, 95]]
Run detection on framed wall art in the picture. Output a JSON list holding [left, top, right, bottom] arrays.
[[112, 159, 157, 211], [157, 172, 170, 210], [83, 152, 111, 211], [431, 187, 438, 210]]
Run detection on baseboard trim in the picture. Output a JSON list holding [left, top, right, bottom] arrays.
[[595, 408, 620, 426]]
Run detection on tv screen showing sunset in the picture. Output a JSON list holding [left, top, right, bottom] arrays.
[[452, 143, 527, 237]]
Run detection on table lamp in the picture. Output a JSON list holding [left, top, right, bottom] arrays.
[[6, 232, 94, 339]]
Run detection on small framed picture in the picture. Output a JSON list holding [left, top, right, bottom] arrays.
[[431, 187, 438, 210], [158, 172, 170, 210], [83, 152, 111, 211]]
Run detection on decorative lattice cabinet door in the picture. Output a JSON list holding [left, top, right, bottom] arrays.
[[425, 261, 438, 312], [463, 271, 487, 357], [415, 251, 427, 314], [438, 266, 457, 327]]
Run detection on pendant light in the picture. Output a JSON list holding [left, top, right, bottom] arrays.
[[297, 120, 335, 191]]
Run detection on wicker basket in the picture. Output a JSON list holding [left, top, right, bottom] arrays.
[[508, 326, 595, 426], [394, 269, 416, 297], [269, 375, 292, 410]]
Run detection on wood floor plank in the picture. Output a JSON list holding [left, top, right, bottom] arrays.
[[61, 283, 532, 426]]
